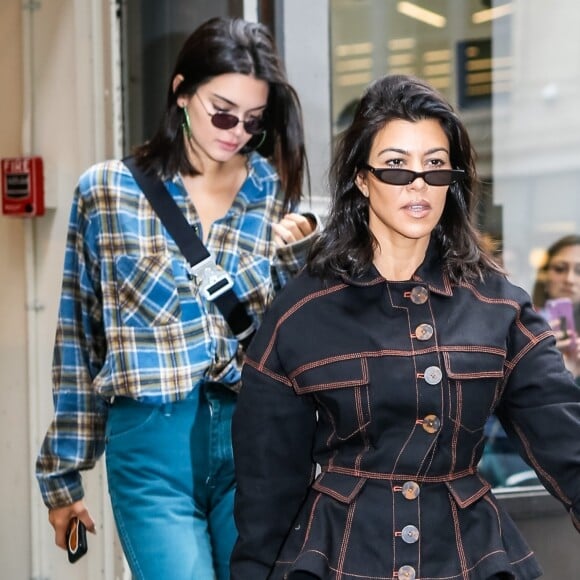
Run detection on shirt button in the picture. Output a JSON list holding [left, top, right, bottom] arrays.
[[402, 481, 420, 500], [415, 323, 434, 341], [401, 525, 420, 544], [422, 414, 441, 434], [424, 365, 442, 385], [410, 286, 429, 304], [398, 565, 416, 580]]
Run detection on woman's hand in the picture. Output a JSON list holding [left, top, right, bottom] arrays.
[[565, 335, 580, 378], [49, 500, 96, 550], [272, 213, 317, 247], [550, 317, 579, 377]]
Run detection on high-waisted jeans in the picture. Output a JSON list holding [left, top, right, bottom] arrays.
[[105, 383, 237, 580]]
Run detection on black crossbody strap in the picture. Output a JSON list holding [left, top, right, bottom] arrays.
[[123, 156, 255, 349]]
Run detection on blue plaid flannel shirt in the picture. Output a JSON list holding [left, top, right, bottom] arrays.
[[36, 152, 316, 508]]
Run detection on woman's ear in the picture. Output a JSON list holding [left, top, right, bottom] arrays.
[[355, 171, 369, 197], [172, 74, 185, 95]]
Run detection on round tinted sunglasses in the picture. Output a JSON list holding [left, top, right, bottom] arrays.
[[195, 93, 265, 135], [363, 164, 465, 186]]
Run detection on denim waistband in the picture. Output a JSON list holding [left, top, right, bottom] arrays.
[[109, 382, 236, 408]]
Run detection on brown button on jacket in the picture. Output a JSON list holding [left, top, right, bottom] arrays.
[[231, 247, 580, 580]]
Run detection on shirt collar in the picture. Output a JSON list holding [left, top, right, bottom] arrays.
[[168, 152, 273, 210]]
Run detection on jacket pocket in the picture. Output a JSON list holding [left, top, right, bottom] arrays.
[[443, 350, 505, 380], [115, 253, 181, 327], [442, 350, 505, 433], [312, 471, 367, 504], [445, 473, 491, 508], [292, 358, 371, 440]]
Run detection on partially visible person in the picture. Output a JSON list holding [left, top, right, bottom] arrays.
[[481, 236, 580, 486], [36, 16, 318, 580], [231, 74, 580, 580], [532, 234, 580, 381], [480, 236, 580, 487]]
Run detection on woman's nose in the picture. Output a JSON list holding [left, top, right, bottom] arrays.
[[231, 122, 246, 137], [566, 267, 578, 283], [407, 173, 427, 189]]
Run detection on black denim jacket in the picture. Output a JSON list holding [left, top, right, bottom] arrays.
[[232, 244, 580, 580]]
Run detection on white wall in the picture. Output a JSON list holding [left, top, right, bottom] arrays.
[[0, 3, 33, 578], [0, 1, 123, 578]]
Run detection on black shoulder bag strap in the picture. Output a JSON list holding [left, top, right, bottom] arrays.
[[123, 156, 256, 349]]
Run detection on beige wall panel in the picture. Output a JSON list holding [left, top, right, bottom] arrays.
[[0, 1, 30, 579]]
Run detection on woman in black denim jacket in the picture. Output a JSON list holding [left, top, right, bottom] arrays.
[[231, 74, 580, 580]]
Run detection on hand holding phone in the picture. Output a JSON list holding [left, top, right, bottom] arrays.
[[66, 517, 88, 563], [545, 297, 577, 356]]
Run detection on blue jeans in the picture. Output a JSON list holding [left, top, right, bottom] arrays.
[[105, 383, 237, 580]]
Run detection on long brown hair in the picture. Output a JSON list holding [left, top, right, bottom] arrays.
[[133, 17, 308, 210], [308, 74, 503, 282]]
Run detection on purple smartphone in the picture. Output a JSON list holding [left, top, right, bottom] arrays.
[[544, 297, 577, 355]]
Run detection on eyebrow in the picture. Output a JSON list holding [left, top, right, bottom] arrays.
[[376, 146, 449, 156], [551, 260, 580, 265], [209, 92, 267, 112]]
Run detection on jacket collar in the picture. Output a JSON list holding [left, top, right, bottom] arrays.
[[411, 237, 453, 297], [340, 236, 453, 297]]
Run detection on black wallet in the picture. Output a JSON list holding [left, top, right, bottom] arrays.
[[66, 517, 88, 563]]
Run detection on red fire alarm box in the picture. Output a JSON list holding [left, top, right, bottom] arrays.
[[1, 156, 45, 217]]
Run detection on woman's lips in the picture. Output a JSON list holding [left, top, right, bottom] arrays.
[[403, 201, 431, 217]]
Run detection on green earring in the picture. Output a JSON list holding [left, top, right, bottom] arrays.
[[182, 106, 192, 138], [243, 130, 267, 153], [254, 130, 267, 150]]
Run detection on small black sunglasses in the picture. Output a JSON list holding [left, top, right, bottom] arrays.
[[363, 164, 465, 186], [196, 93, 265, 135]]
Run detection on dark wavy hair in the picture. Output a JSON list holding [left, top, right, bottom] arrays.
[[532, 235, 580, 307], [308, 74, 502, 282], [133, 17, 308, 209]]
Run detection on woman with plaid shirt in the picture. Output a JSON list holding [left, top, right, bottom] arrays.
[[36, 17, 318, 580]]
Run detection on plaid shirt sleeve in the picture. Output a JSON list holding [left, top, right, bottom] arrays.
[[36, 174, 108, 509], [271, 212, 321, 290]]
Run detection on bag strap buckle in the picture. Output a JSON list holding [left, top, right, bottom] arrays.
[[189, 256, 234, 301]]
